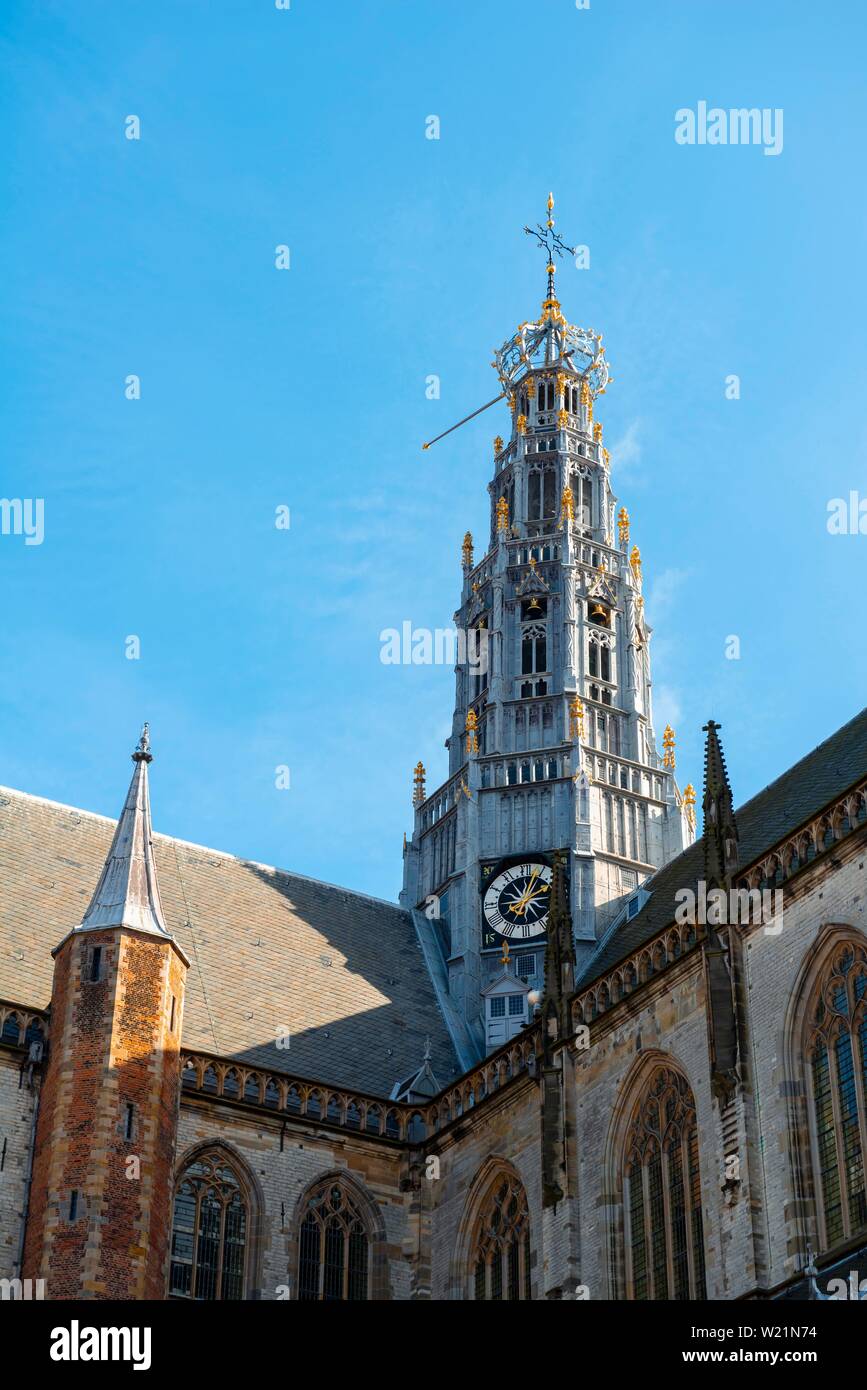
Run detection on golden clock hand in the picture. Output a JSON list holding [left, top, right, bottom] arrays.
[[508, 871, 544, 918], [514, 869, 540, 910]]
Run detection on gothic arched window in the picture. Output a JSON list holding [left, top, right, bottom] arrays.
[[806, 942, 867, 1248], [624, 1066, 706, 1300], [572, 474, 592, 528], [472, 1172, 532, 1300], [170, 1149, 249, 1300], [297, 1180, 371, 1301], [522, 624, 547, 675]]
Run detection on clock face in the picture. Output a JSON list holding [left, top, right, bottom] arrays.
[[482, 860, 552, 942]]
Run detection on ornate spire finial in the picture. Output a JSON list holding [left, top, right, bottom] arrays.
[[702, 720, 739, 884], [560, 484, 575, 529], [664, 728, 678, 772], [496, 495, 509, 532], [412, 760, 426, 806], [523, 191, 575, 308], [662, 724, 676, 768], [500, 936, 511, 969], [683, 782, 696, 829], [69, 722, 189, 956], [569, 696, 585, 741], [465, 709, 479, 755], [132, 722, 153, 764], [630, 544, 642, 586], [423, 1035, 432, 1062], [462, 531, 474, 569], [617, 506, 630, 548]]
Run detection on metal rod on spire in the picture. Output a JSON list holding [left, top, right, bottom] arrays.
[[133, 721, 152, 764], [523, 191, 576, 303], [421, 391, 505, 452]]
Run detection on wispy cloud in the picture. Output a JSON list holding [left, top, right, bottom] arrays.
[[610, 420, 642, 478], [648, 566, 690, 616], [654, 683, 683, 734]]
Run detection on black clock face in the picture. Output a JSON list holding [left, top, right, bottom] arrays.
[[482, 860, 552, 943]]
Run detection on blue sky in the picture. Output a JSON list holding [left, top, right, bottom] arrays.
[[1, 0, 865, 901]]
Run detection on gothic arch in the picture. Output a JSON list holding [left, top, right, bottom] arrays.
[[782, 923, 867, 1264], [289, 1170, 388, 1301], [454, 1156, 533, 1301], [170, 1140, 265, 1300], [603, 1050, 707, 1301]]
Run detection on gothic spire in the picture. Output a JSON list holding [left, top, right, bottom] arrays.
[[77, 723, 173, 939], [542, 851, 576, 1043], [702, 719, 739, 888]]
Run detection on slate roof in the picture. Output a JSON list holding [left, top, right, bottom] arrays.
[[0, 786, 461, 1099], [581, 705, 867, 983]]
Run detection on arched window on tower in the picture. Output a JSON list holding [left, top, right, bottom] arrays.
[[573, 474, 592, 528], [169, 1149, 250, 1300], [471, 1171, 532, 1300], [589, 635, 612, 684], [297, 1179, 371, 1301], [623, 1066, 707, 1300], [806, 941, 867, 1248], [528, 468, 556, 520], [522, 624, 547, 675]]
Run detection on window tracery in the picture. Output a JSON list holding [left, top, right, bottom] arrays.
[[170, 1149, 249, 1300], [624, 1067, 706, 1300], [472, 1173, 531, 1300], [297, 1179, 371, 1301], [807, 942, 867, 1247]]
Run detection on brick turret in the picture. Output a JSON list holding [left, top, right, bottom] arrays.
[[22, 726, 189, 1299]]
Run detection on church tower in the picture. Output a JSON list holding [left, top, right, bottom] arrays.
[[402, 198, 694, 1053], [23, 726, 189, 1299]]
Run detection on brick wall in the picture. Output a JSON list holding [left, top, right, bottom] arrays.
[[22, 928, 185, 1299]]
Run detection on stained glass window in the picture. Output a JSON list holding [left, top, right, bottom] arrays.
[[808, 943, 867, 1248], [169, 1151, 248, 1300], [297, 1181, 370, 1301], [471, 1173, 532, 1300], [624, 1067, 706, 1300]]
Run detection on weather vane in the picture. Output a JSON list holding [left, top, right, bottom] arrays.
[[421, 192, 605, 454], [523, 192, 575, 301]]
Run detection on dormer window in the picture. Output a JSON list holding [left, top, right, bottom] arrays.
[[484, 985, 530, 1050]]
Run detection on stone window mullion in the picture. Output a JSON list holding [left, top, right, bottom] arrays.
[[660, 1147, 674, 1300], [682, 1130, 697, 1298], [849, 1007, 867, 1225], [640, 1162, 654, 1300], [827, 1030, 853, 1241]]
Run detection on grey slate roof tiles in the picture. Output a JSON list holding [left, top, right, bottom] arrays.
[[581, 705, 867, 982], [0, 787, 461, 1098]]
